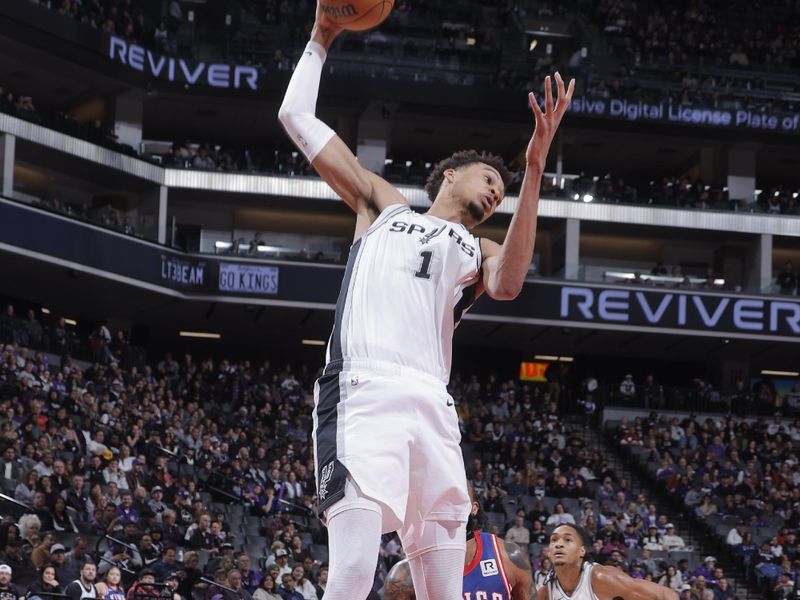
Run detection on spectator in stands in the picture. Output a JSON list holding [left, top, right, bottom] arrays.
[[715, 577, 735, 600], [94, 565, 125, 600], [15, 470, 38, 504], [661, 523, 685, 551], [226, 569, 253, 600], [288, 565, 314, 600], [61, 539, 89, 584], [0, 564, 22, 600], [127, 568, 159, 600], [0, 538, 35, 586], [273, 550, 291, 578], [658, 565, 682, 591], [117, 492, 139, 524], [0, 447, 22, 482], [253, 575, 281, 600], [62, 475, 89, 517], [27, 563, 62, 599], [277, 572, 303, 600], [504, 515, 530, 545], [725, 520, 746, 546], [777, 261, 797, 295], [545, 503, 575, 527], [30, 533, 56, 570], [775, 571, 795, 599], [64, 560, 98, 600], [642, 525, 663, 551], [619, 374, 636, 399]]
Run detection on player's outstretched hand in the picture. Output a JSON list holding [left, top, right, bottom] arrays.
[[526, 73, 575, 172], [313, 0, 344, 48]]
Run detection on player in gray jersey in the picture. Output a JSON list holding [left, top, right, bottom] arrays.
[[278, 3, 574, 599], [540, 524, 677, 600]]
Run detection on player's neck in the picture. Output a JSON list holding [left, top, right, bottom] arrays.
[[554, 563, 583, 595], [427, 196, 475, 227]]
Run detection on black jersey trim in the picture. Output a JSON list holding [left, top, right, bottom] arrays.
[[314, 368, 350, 517], [329, 237, 363, 362], [454, 282, 478, 326]]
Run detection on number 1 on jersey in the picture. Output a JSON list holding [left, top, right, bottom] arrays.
[[415, 250, 434, 279]]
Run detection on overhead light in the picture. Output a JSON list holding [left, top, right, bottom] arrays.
[[558, 356, 574, 362], [179, 331, 221, 339], [573, 193, 580, 201], [41, 307, 51, 314], [713, 279, 725, 285], [64, 318, 77, 326], [302, 339, 326, 346], [794, 192, 799, 198], [761, 369, 799, 377], [215, 241, 232, 249], [257, 245, 283, 252], [582, 194, 593, 203], [529, 39, 538, 51], [534, 354, 559, 361]]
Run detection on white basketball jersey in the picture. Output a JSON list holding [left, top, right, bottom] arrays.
[[326, 203, 482, 383], [546, 562, 600, 600]]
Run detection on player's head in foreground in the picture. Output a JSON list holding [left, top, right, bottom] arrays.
[[549, 523, 589, 567], [424, 150, 514, 228]]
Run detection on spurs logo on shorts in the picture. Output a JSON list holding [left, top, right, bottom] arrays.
[[318, 460, 335, 500]]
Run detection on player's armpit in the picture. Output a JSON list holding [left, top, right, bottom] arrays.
[[500, 540, 534, 600], [384, 559, 416, 600], [592, 566, 678, 600]]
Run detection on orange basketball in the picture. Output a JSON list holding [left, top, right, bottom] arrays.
[[319, 0, 395, 31]]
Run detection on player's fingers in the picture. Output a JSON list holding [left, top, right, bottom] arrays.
[[556, 77, 575, 119], [555, 72, 566, 110], [544, 75, 553, 115], [529, 92, 544, 121]]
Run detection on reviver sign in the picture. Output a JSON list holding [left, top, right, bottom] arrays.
[[109, 36, 259, 90]]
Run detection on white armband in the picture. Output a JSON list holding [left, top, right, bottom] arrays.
[[278, 41, 336, 162]]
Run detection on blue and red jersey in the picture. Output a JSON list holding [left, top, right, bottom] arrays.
[[463, 531, 512, 600]]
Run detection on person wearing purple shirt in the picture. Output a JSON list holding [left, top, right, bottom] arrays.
[[116, 492, 139, 524], [707, 435, 727, 462], [622, 523, 640, 549], [693, 556, 718, 582]]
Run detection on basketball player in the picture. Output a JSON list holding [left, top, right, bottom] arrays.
[[539, 524, 678, 599], [383, 485, 533, 599], [278, 3, 574, 599]]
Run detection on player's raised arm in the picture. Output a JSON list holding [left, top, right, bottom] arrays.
[[277, 2, 406, 222], [591, 564, 679, 600], [478, 73, 574, 301]]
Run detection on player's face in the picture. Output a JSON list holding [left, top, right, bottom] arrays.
[[549, 526, 585, 566], [450, 163, 505, 225]]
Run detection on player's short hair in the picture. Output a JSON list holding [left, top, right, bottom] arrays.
[[550, 523, 590, 549], [424, 150, 513, 203]]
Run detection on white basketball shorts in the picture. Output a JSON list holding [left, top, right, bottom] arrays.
[[312, 358, 470, 538]]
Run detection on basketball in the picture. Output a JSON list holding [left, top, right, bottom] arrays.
[[319, 0, 394, 31]]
